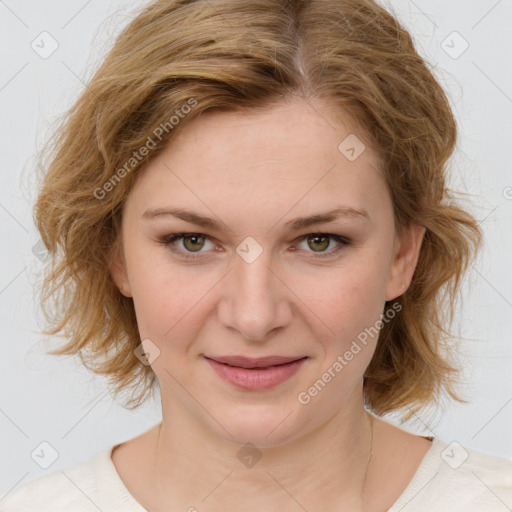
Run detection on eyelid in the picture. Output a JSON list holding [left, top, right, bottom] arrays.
[[158, 232, 351, 260]]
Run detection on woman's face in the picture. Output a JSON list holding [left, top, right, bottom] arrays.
[[111, 96, 424, 446]]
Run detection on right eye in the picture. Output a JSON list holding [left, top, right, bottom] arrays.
[[158, 232, 217, 259]]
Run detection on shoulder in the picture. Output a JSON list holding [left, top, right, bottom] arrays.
[[390, 438, 512, 511], [447, 442, 512, 504], [436, 440, 512, 494], [0, 448, 109, 512]]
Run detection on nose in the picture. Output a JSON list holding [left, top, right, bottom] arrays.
[[217, 247, 292, 342]]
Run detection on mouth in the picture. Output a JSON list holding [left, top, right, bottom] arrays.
[[204, 355, 308, 390], [205, 355, 308, 369]]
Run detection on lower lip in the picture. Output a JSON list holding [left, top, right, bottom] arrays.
[[205, 357, 307, 390]]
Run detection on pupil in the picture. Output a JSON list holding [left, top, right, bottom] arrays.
[[309, 235, 328, 252], [185, 235, 203, 252]]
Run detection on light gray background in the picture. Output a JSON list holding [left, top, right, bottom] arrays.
[[1, 0, 511, 496]]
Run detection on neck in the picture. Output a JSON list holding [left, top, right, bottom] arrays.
[[147, 391, 374, 511]]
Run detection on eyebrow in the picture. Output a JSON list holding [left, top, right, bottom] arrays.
[[142, 206, 370, 231]]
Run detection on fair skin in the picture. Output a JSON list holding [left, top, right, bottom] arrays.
[[110, 95, 430, 512]]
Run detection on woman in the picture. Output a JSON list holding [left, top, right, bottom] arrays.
[[2, 0, 511, 510]]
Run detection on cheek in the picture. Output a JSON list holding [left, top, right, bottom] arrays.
[[131, 271, 209, 338], [299, 253, 390, 353], [126, 257, 230, 374], [123, 243, 195, 337], [308, 258, 385, 326]]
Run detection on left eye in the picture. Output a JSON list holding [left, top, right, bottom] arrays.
[[158, 232, 351, 259], [297, 233, 349, 255]]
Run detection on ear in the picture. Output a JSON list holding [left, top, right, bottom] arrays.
[[109, 241, 133, 298], [385, 222, 426, 301]]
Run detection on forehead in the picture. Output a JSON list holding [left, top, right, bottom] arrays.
[[164, 97, 373, 174], [125, 97, 391, 228]]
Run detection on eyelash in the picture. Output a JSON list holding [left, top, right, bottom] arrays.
[[158, 232, 351, 261]]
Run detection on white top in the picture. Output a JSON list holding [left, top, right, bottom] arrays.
[[1, 438, 511, 511]]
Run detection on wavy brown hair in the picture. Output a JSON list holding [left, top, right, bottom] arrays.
[[32, 0, 482, 418]]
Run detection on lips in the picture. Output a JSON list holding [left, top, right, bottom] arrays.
[[205, 355, 307, 369], [205, 355, 308, 390]]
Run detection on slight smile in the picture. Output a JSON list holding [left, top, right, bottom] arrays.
[[204, 355, 309, 390]]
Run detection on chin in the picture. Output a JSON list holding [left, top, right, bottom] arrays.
[[212, 404, 307, 449]]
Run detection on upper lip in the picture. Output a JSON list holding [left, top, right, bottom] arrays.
[[205, 355, 307, 369]]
